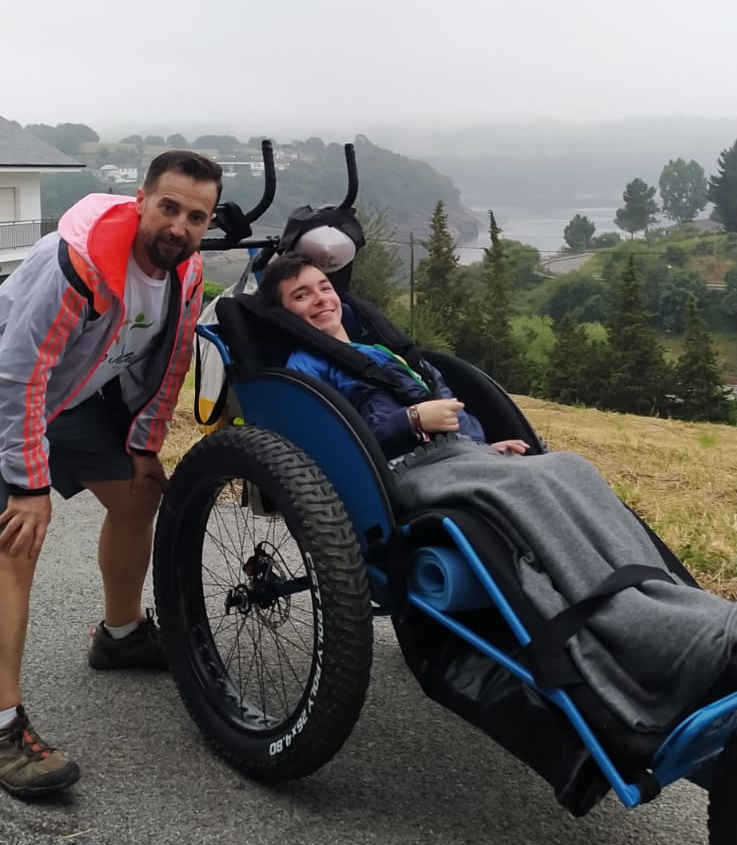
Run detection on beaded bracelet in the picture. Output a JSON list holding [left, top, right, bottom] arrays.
[[407, 405, 428, 441]]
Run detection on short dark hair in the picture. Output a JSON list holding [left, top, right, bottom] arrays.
[[143, 150, 223, 209], [257, 252, 317, 307]]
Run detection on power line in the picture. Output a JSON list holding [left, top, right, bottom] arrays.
[[210, 229, 728, 260], [246, 223, 729, 258], [360, 235, 729, 259]]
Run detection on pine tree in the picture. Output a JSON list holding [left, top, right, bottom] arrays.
[[544, 316, 590, 404], [607, 256, 671, 415], [674, 298, 733, 422], [416, 200, 459, 330], [350, 210, 401, 310], [708, 140, 737, 232], [615, 178, 659, 238], [479, 211, 529, 392], [563, 214, 596, 251]]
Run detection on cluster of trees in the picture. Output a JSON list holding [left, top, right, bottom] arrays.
[[541, 232, 737, 336], [544, 259, 732, 422], [25, 122, 99, 155], [120, 133, 189, 148], [356, 201, 734, 424], [27, 127, 260, 154], [117, 133, 257, 152], [563, 140, 737, 252]]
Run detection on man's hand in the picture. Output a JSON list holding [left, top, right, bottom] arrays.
[[490, 439, 530, 455], [131, 453, 169, 494], [415, 399, 465, 433], [0, 494, 52, 559]]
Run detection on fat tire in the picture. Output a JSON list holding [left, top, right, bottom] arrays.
[[154, 425, 373, 781]]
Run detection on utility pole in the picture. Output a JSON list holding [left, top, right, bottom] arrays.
[[409, 231, 415, 339]]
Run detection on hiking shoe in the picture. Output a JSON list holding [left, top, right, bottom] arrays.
[[0, 707, 80, 799], [88, 609, 168, 671]]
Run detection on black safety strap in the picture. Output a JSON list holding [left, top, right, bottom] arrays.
[[231, 296, 427, 403], [365, 530, 414, 613], [524, 565, 675, 690], [344, 294, 433, 386], [58, 239, 100, 320]]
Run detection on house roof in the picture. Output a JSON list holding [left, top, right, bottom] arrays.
[[0, 117, 83, 168]]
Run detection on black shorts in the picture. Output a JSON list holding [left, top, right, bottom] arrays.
[[0, 393, 134, 511]]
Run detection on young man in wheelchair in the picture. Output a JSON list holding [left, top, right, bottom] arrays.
[[256, 252, 529, 460]]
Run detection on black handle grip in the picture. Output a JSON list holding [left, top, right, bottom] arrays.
[[242, 139, 276, 225], [199, 236, 280, 252], [339, 143, 358, 209]]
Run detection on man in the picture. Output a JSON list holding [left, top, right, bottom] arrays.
[[0, 151, 222, 798]]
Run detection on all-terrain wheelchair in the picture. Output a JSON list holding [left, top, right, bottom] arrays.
[[153, 142, 737, 843]]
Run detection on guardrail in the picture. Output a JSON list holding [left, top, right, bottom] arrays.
[[0, 219, 58, 250]]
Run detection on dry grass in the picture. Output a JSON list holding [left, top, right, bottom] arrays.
[[159, 373, 201, 475], [516, 396, 737, 597], [161, 376, 737, 598], [688, 256, 733, 281]]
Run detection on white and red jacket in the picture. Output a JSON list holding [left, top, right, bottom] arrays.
[[0, 194, 203, 494]]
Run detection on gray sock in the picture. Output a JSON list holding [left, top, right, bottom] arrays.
[[103, 619, 140, 640], [0, 705, 18, 729]]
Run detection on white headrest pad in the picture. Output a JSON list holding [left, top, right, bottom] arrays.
[[295, 226, 357, 273]]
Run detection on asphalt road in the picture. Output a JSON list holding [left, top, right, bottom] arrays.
[[542, 252, 595, 276], [0, 491, 713, 845]]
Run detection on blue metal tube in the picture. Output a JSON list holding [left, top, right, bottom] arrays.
[[441, 519, 532, 646], [196, 323, 232, 365], [378, 520, 645, 808]]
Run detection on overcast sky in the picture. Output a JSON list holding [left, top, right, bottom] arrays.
[[4, 0, 736, 139]]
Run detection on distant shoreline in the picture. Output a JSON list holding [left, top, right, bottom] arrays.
[[456, 205, 620, 263]]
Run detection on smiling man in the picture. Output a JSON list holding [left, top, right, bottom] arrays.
[[0, 151, 222, 798], [258, 253, 528, 460]]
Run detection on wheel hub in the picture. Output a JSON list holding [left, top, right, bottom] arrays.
[[222, 543, 292, 629], [224, 584, 251, 616]]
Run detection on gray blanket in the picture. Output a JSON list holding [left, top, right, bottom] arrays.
[[394, 438, 737, 733]]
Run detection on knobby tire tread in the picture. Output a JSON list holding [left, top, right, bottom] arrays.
[[154, 425, 373, 781]]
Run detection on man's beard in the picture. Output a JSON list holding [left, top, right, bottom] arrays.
[[145, 233, 192, 271]]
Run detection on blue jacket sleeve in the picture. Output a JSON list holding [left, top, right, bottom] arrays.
[[356, 390, 419, 460], [424, 360, 486, 444]]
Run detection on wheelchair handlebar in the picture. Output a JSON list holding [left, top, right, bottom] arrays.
[[200, 140, 278, 251], [241, 139, 276, 226], [339, 143, 358, 209]]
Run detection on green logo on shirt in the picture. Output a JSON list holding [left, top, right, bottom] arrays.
[[130, 312, 154, 330]]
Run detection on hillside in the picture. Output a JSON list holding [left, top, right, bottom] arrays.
[[222, 134, 479, 242], [39, 132, 479, 266], [162, 381, 737, 598], [518, 229, 737, 382]]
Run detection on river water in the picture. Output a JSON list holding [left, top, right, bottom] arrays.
[[456, 206, 620, 263], [202, 206, 623, 285]]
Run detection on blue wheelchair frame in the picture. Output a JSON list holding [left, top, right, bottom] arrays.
[[198, 319, 737, 809]]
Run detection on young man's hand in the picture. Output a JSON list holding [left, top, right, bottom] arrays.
[[0, 494, 52, 559], [416, 399, 465, 433], [490, 439, 530, 455]]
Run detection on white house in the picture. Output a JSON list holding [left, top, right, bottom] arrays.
[[98, 164, 138, 184], [0, 117, 83, 280]]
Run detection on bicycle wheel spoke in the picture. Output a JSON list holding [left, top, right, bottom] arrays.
[[194, 472, 322, 731]]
